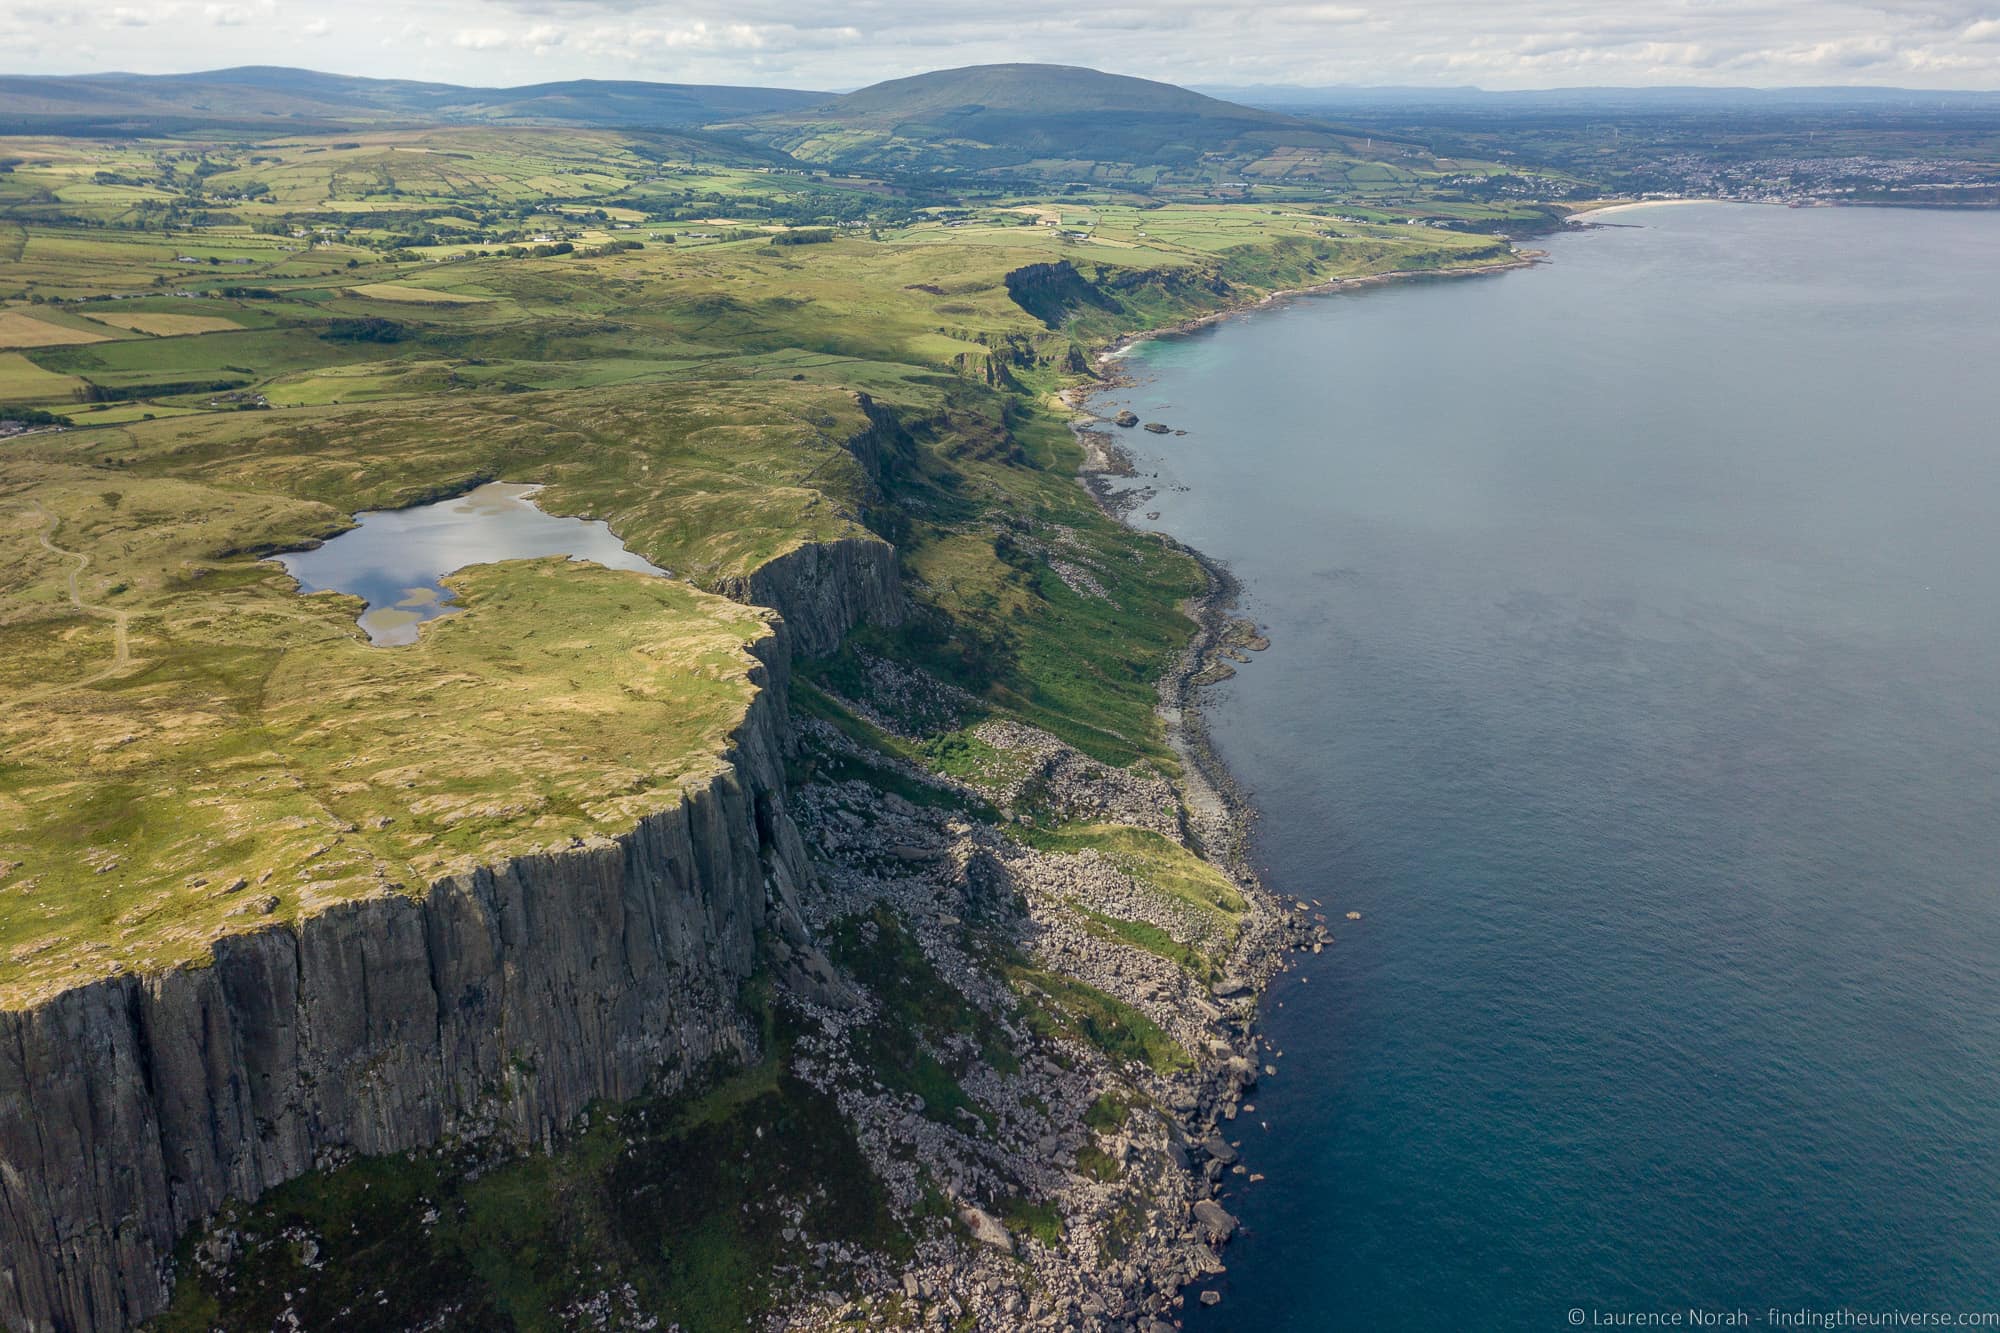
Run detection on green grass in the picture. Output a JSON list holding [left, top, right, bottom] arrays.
[[826, 904, 1016, 1128], [997, 1196, 1065, 1247], [1010, 963, 1190, 1074], [0, 508, 774, 1004], [1076, 1143, 1123, 1182], [785, 683, 1000, 818], [1083, 1092, 1131, 1135], [1077, 905, 1217, 980], [1017, 822, 1247, 924], [0, 350, 82, 403]]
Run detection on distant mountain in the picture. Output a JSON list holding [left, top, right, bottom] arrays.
[[0, 62, 1447, 183], [735, 63, 1400, 181], [0, 66, 825, 133], [815, 63, 1295, 125]]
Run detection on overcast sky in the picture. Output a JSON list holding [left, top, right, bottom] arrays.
[[7, 0, 2000, 91]]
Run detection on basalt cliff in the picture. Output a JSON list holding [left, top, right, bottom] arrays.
[[0, 569, 881, 1333]]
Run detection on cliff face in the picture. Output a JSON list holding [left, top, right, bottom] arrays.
[[715, 535, 901, 660], [0, 636, 827, 1333], [702, 396, 907, 662]]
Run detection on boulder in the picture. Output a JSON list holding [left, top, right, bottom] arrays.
[[1192, 1200, 1239, 1242], [959, 1205, 1015, 1254]]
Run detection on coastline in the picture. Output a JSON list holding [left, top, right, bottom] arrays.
[[1094, 252, 1545, 365], [1064, 241, 1547, 953], [1570, 198, 1719, 218], [1036, 194, 2000, 1330], [1048, 240, 1547, 1312]]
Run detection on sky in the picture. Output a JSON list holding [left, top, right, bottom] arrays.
[[6, 0, 2000, 91]]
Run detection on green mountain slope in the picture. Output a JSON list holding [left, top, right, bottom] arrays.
[[0, 66, 825, 133], [735, 62, 1405, 183]]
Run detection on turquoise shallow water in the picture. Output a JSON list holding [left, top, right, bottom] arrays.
[[1096, 204, 2000, 1330]]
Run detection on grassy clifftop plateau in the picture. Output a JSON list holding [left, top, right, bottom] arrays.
[[0, 119, 1524, 1008]]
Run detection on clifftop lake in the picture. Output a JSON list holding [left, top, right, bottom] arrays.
[[1097, 202, 2000, 1329]]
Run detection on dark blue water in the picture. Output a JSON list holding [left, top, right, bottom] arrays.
[[1097, 204, 2000, 1330], [275, 481, 662, 644]]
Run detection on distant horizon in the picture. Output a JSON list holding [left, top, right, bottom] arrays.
[[4, 61, 2000, 103], [7, 0, 2000, 95]]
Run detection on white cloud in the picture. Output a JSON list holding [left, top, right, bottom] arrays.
[[15, 0, 2000, 89], [1266, 4, 1371, 24], [9, 3, 85, 25], [1767, 33, 1898, 68], [201, 1, 267, 26]]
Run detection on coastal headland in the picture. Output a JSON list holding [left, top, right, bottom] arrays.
[[0, 86, 1541, 1332]]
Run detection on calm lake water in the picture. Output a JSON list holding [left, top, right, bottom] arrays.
[[274, 481, 662, 644], [1096, 204, 2000, 1330]]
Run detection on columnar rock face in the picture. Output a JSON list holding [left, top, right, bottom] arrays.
[[0, 640, 818, 1333], [716, 535, 902, 660]]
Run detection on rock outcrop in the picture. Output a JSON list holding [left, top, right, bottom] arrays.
[[0, 636, 824, 1333], [1003, 260, 1121, 331]]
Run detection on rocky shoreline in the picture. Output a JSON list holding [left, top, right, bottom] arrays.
[[756, 247, 1537, 1329], [720, 343, 1323, 1327], [763, 635, 1318, 1329], [721, 328, 1343, 1330]]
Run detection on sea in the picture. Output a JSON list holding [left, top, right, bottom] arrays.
[[1093, 203, 2000, 1330]]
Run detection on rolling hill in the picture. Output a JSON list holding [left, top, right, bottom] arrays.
[[0, 62, 1448, 190], [0, 66, 825, 133], [734, 63, 1417, 183]]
